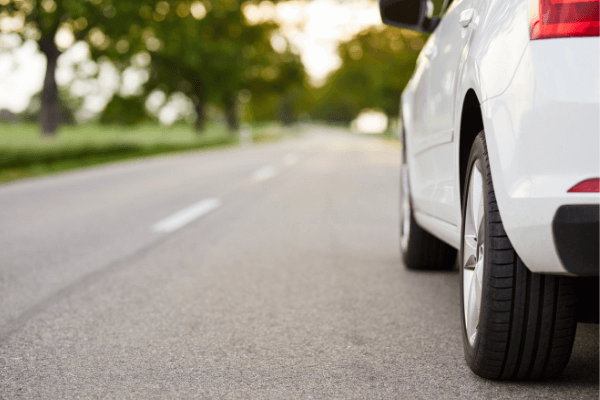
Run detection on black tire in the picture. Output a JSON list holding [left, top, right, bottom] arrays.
[[460, 131, 577, 380], [400, 139, 456, 270]]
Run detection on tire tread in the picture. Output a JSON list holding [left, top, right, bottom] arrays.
[[462, 132, 577, 381]]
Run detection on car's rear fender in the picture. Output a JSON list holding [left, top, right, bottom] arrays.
[[479, 37, 600, 275], [470, 0, 530, 101]]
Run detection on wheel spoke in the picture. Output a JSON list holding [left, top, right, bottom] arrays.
[[469, 331, 478, 344], [477, 216, 485, 246], [475, 256, 484, 286], [464, 163, 482, 245], [465, 174, 476, 236], [466, 270, 480, 342], [463, 268, 473, 323], [471, 164, 483, 237], [470, 174, 478, 237]]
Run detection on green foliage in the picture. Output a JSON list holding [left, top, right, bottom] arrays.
[[100, 95, 150, 126], [1, 0, 307, 131], [307, 26, 426, 123], [1, 0, 97, 40], [142, 1, 306, 127]]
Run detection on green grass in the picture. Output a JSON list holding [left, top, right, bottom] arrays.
[[373, 127, 399, 141], [0, 121, 294, 184]]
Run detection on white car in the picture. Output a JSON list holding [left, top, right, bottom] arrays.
[[380, 0, 599, 380]]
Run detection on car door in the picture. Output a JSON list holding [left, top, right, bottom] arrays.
[[424, 0, 478, 225], [406, 33, 440, 218]]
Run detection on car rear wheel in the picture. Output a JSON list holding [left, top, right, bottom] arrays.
[[399, 154, 456, 270], [461, 131, 578, 380]]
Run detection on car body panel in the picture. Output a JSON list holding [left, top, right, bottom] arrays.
[[401, 0, 599, 275], [482, 37, 600, 274], [472, 0, 530, 100], [426, 0, 473, 146], [426, 0, 475, 225], [404, 0, 475, 224]]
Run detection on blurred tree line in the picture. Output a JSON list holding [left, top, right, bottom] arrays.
[[0, 0, 305, 135], [0, 0, 426, 136], [302, 25, 425, 125]]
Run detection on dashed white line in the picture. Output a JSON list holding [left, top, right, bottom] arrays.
[[252, 165, 277, 182], [152, 198, 221, 233]]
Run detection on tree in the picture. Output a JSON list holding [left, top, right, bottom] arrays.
[[308, 26, 426, 123], [142, 0, 299, 133], [245, 47, 306, 125], [0, 0, 153, 134], [1, 0, 307, 134], [0, 0, 108, 134]]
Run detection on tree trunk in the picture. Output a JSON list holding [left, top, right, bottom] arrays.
[[278, 94, 295, 126], [194, 101, 206, 134], [38, 36, 61, 136], [224, 94, 239, 134]]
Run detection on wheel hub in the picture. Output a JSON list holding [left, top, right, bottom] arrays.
[[463, 162, 485, 346]]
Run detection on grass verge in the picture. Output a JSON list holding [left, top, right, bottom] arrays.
[[0, 121, 293, 185]]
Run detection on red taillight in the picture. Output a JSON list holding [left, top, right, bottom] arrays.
[[568, 178, 600, 192], [530, 0, 600, 39]]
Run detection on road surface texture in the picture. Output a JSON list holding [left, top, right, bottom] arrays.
[[0, 126, 597, 399]]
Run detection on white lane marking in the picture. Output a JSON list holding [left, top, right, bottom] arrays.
[[283, 153, 298, 165], [252, 165, 277, 182], [152, 198, 221, 233]]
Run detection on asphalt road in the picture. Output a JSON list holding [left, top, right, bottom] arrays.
[[0, 126, 597, 399]]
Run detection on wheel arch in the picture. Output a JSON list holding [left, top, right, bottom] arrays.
[[458, 89, 484, 208]]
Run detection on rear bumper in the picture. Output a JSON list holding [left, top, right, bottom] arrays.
[[553, 205, 599, 276]]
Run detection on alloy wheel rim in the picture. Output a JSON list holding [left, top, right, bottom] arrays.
[[400, 163, 411, 252], [463, 161, 486, 346]]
